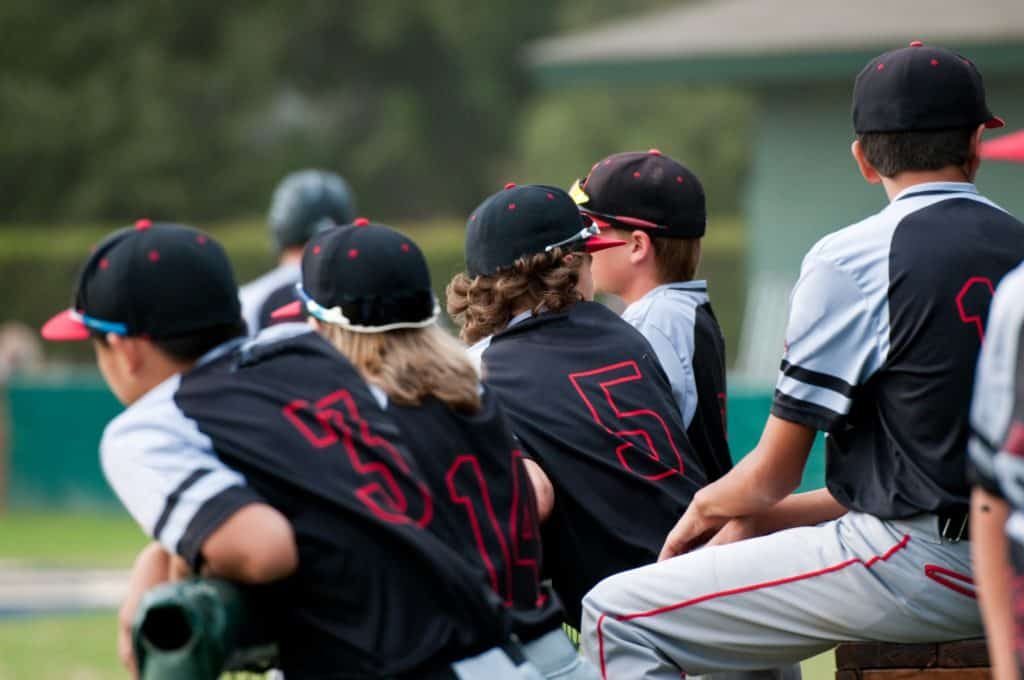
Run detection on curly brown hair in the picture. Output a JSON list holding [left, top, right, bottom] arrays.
[[446, 248, 583, 345]]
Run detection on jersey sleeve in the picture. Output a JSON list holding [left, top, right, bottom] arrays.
[[771, 255, 879, 432], [969, 268, 1024, 501], [636, 322, 695, 427], [100, 390, 264, 570]]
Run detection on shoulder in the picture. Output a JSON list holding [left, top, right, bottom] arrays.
[[624, 285, 704, 338], [100, 374, 210, 472]]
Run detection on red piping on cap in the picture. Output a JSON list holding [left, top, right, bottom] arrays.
[[271, 300, 304, 320], [504, 182, 517, 190], [985, 116, 1006, 130], [40, 309, 90, 341], [135, 219, 152, 230], [353, 217, 370, 226]]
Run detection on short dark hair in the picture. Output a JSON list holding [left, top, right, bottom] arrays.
[[91, 320, 247, 362], [857, 127, 976, 178]]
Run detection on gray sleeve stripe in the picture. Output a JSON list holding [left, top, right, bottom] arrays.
[[969, 426, 999, 456], [152, 468, 213, 541], [776, 374, 851, 415], [780, 359, 854, 397]]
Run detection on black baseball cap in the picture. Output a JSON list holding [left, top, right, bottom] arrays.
[[853, 41, 1004, 134], [464, 183, 626, 277], [570, 149, 706, 238], [41, 220, 241, 341], [271, 219, 438, 331]]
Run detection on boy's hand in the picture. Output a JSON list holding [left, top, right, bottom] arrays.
[[118, 543, 173, 678]]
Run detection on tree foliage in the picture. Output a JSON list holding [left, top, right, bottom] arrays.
[[0, 0, 748, 224]]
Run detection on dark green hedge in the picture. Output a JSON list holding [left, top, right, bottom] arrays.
[[0, 218, 745, 364]]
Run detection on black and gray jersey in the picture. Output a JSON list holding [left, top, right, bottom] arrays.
[[238, 263, 300, 335], [969, 263, 1024, 539], [622, 282, 731, 481], [101, 326, 511, 677], [772, 181, 1024, 518]]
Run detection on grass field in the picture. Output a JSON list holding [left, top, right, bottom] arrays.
[[0, 511, 835, 679]]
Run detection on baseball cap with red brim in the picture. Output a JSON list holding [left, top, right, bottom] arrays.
[[464, 183, 625, 277], [41, 220, 241, 342]]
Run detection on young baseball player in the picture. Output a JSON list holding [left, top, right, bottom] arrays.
[[581, 42, 1024, 678], [40, 221, 545, 679], [271, 220, 599, 679], [968, 262, 1024, 680], [570, 150, 731, 481], [239, 169, 356, 334], [446, 183, 711, 626]]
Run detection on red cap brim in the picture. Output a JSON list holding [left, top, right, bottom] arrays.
[[270, 300, 304, 320], [40, 309, 91, 341], [981, 130, 1024, 163], [585, 235, 627, 253], [985, 116, 1006, 130]]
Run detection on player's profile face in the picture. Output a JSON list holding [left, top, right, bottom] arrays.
[[575, 252, 595, 301], [589, 229, 631, 296]]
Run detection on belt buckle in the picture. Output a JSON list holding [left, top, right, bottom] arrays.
[[941, 514, 968, 543]]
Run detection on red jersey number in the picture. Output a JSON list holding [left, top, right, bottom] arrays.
[[569, 360, 684, 480], [956, 276, 995, 342]]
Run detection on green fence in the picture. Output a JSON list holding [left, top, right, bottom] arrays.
[[2, 375, 824, 510]]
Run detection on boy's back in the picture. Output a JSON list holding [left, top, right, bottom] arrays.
[[479, 301, 706, 624]]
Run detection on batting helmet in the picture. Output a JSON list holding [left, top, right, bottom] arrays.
[[268, 170, 356, 252]]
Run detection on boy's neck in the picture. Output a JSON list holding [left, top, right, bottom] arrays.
[[880, 166, 972, 202], [619, 270, 666, 305]]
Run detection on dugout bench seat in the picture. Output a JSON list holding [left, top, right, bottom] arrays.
[[835, 639, 989, 679]]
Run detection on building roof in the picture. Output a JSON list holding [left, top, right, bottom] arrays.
[[528, 0, 1024, 85]]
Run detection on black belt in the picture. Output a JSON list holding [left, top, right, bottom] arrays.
[[936, 507, 970, 542]]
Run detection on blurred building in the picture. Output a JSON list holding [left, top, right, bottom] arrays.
[[528, 0, 1024, 381]]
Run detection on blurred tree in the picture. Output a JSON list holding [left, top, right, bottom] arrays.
[[0, 0, 748, 226]]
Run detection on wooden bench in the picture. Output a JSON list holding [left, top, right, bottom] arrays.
[[835, 640, 990, 679]]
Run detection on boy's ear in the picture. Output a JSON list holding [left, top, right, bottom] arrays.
[[966, 123, 985, 180], [107, 334, 146, 376], [629, 230, 654, 265], [851, 139, 883, 185]]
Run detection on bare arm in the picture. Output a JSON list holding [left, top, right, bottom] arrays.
[[200, 504, 299, 583], [118, 543, 173, 678], [660, 416, 817, 560], [707, 488, 847, 547], [524, 459, 555, 523], [971, 488, 1019, 680]]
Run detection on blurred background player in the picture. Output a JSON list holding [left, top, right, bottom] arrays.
[[40, 221, 542, 679], [582, 42, 1024, 678], [571, 149, 731, 482], [239, 169, 356, 334], [272, 221, 598, 679], [447, 183, 711, 626], [968, 261, 1024, 680]]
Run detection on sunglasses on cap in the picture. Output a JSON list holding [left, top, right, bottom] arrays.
[[290, 283, 441, 334], [568, 178, 669, 232]]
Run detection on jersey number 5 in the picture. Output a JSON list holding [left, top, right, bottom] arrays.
[[569, 360, 684, 480]]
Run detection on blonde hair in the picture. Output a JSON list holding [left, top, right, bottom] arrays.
[[446, 248, 582, 345], [316, 322, 482, 413], [652, 237, 702, 283]]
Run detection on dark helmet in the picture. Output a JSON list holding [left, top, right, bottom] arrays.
[[268, 170, 356, 252]]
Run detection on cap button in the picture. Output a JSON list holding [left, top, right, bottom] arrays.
[[648, 148, 662, 155], [910, 40, 923, 47], [503, 182, 517, 190], [353, 217, 370, 227], [134, 219, 152, 231]]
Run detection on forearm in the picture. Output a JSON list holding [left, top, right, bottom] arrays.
[[971, 488, 1019, 680], [120, 543, 172, 625], [697, 444, 806, 521], [744, 488, 847, 533]]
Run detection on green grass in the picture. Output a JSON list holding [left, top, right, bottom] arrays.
[[0, 512, 146, 568]]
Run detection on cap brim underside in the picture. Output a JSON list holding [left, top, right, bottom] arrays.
[[40, 309, 90, 341], [270, 300, 304, 320], [986, 116, 1006, 129], [585, 235, 627, 253]]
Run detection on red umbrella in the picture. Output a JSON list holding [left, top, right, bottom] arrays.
[[981, 130, 1024, 163]]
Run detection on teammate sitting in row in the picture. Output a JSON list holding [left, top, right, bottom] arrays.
[[239, 169, 356, 334], [968, 262, 1024, 680], [40, 221, 543, 679], [271, 220, 599, 679], [571, 149, 731, 482], [447, 184, 710, 626], [581, 42, 1024, 678]]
